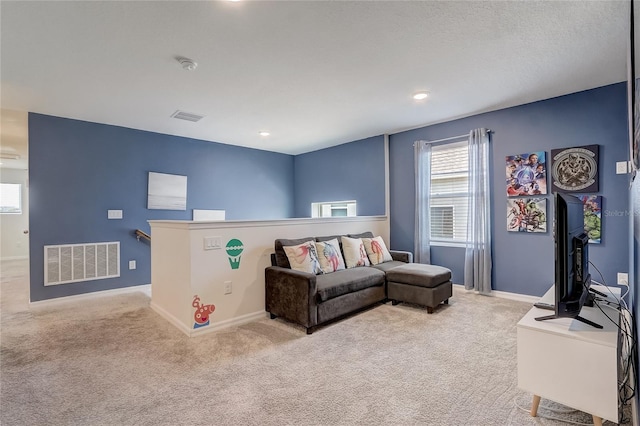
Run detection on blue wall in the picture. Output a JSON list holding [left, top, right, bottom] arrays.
[[28, 83, 631, 301], [293, 135, 385, 217], [389, 83, 630, 296], [29, 113, 294, 302]]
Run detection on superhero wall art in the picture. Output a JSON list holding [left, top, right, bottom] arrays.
[[577, 195, 602, 244], [507, 198, 547, 233], [506, 152, 547, 196], [550, 145, 599, 193]]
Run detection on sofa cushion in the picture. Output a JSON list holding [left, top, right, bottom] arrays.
[[348, 231, 374, 239], [386, 264, 452, 288], [283, 240, 323, 275], [362, 236, 393, 265], [316, 267, 385, 302], [371, 260, 406, 273], [275, 237, 314, 268], [316, 235, 343, 244], [315, 238, 346, 273], [341, 236, 371, 268]]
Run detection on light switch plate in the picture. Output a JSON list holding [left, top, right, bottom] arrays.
[[129, 260, 136, 270], [108, 210, 123, 219], [203, 236, 222, 250]]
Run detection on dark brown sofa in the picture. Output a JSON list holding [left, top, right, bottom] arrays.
[[265, 232, 412, 334]]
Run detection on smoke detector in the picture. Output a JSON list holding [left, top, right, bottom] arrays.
[[176, 56, 197, 71]]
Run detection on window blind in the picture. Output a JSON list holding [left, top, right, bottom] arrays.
[[430, 141, 469, 242]]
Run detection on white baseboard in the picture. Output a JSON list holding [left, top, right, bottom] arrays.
[[150, 301, 267, 338], [29, 284, 151, 308], [150, 301, 192, 336], [453, 283, 539, 304], [191, 310, 268, 337]]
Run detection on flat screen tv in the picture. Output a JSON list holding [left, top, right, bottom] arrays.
[[535, 192, 603, 329]]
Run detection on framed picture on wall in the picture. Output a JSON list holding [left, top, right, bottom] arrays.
[[507, 198, 547, 233], [576, 195, 602, 244], [147, 171, 187, 210], [550, 145, 599, 193], [505, 151, 547, 196]]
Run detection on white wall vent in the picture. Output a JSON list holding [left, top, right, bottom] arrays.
[[44, 242, 120, 286], [171, 110, 204, 122]]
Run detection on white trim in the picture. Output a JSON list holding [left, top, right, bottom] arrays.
[[29, 284, 151, 307], [190, 311, 267, 337], [149, 215, 387, 230], [150, 301, 192, 335], [430, 241, 466, 248], [1, 255, 28, 261], [453, 283, 540, 304], [150, 301, 266, 337]]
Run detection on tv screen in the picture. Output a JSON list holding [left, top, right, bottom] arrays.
[[535, 192, 601, 329]]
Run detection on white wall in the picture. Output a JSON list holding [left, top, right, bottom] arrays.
[[149, 216, 389, 336], [0, 168, 29, 260]]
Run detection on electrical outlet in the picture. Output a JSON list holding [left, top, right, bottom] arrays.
[[617, 272, 629, 285], [224, 281, 232, 295]]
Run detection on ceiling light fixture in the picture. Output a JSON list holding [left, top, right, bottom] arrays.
[[259, 131, 270, 137], [413, 91, 429, 100], [176, 56, 198, 71]]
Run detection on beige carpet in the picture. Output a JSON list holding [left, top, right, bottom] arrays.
[[0, 259, 624, 425]]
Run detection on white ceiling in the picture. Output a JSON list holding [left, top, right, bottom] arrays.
[[0, 1, 629, 156]]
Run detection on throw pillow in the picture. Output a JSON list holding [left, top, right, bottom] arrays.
[[315, 238, 346, 274], [341, 236, 371, 268], [283, 240, 323, 275], [362, 236, 393, 265]]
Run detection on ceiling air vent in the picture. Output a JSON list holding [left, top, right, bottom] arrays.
[[171, 110, 204, 123]]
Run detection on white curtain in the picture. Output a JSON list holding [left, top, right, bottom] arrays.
[[464, 128, 492, 294], [414, 141, 431, 264]]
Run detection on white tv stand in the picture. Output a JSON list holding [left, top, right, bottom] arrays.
[[517, 284, 620, 425]]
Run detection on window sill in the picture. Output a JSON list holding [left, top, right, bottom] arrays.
[[430, 241, 467, 248]]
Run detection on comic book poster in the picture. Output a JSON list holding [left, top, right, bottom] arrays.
[[507, 198, 547, 233], [505, 152, 547, 196], [577, 195, 602, 244], [550, 145, 599, 193]]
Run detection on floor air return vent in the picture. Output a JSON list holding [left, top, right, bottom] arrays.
[[44, 242, 120, 285]]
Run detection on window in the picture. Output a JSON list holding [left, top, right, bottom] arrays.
[[311, 200, 357, 218], [0, 183, 22, 214], [430, 206, 454, 238], [430, 141, 468, 244]]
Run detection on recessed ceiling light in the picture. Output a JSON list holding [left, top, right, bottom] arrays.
[[413, 91, 429, 100], [259, 131, 270, 137]]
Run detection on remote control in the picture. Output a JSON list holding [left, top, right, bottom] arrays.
[[533, 302, 554, 310]]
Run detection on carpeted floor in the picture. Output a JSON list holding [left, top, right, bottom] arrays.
[[0, 259, 625, 425]]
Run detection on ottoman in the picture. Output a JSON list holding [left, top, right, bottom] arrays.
[[386, 264, 453, 313]]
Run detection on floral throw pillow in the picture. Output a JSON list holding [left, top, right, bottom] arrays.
[[315, 238, 346, 274], [341, 236, 371, 269], [362, 236, 393, 265], [283, 240, 323, 275]]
